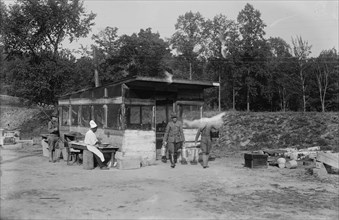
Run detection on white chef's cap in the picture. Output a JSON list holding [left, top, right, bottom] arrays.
[[89, 120, 97, 128]]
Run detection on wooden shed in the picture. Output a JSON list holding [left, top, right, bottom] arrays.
[[57, 76, 218, 163]]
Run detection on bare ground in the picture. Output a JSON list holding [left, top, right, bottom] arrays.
[[1, 144, 338, 220]]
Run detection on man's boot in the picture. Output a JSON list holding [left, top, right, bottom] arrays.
[[49, 151, 55, 163], [202, 153, 209, 168], [49, 151, 53, 162], [169, 153, 175, 168], [173, 152, 177, 164], [181, 149, 187, 165], [190, 149, 198, 165]]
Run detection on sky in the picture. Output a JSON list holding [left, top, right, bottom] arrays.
[[4, 0, 339, 57]]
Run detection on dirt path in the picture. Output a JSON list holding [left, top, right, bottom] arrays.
[[1, 144, 338, 220]]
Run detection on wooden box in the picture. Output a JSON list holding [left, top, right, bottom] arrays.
[[244, 153, 268, 168]]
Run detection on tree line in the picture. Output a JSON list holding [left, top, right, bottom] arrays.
[[1, 0, 338, 112]]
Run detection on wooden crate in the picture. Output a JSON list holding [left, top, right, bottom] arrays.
[[244, 153, 268, 169]]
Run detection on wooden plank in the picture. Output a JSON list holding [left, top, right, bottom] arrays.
[[176, 100, 204, 106], [58, 97, 122, 105], [124, 98, 155, 105], [316, 152, 339, 169]]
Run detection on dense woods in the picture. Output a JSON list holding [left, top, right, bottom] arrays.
[[1, 0, 338, 111]]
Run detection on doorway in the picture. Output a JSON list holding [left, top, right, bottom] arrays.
[[155, 100, 174, 157]]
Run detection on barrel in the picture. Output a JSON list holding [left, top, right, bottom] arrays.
[[285, 160, 298, 169], [83, 150, 94, 170]]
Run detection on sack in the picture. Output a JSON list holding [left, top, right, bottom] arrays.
[[210, 129, 219, 138]]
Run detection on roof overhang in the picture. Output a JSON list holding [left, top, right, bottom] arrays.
[[124, 76, 218, 91], [58, 76, 218, 99]]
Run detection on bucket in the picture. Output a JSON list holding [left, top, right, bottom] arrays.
[[278, 163, 285, 168], [277, 158, 286, 168], [286, 160, 298, 169], [41, 140, 49, 157], [277, 157, 286, 164], [161, 146, 166, 157], [0, 129, 4, 137], [83, 150, 94, 170]]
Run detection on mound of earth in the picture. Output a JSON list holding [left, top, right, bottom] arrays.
[[213, 111, 339, 157], [0, 95, 53, 139]]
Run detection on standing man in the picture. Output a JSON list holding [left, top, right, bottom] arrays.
[[47, 112, 59, 163], [163, 112, 185, 168], [195, 123, 218, 169], [84, 120, 109, 170]]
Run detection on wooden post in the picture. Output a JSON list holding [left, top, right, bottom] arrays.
[[189, 62, 192, 80], [218, 72, 221, 112], [103, 104, 107, 128], [94, 48, 99, 87]]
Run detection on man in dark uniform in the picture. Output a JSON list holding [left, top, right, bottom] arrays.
[[195, 123, 218, 168], [162, 112, 185, 168], [47, 112, 59, 162]]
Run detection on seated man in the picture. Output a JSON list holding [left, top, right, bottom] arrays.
[[84, 120, 109, 170]]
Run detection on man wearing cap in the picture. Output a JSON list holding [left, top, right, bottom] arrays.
[[162, 112, 185, 168], [84, 120, 109, 170], [47, 112, 59, 162]]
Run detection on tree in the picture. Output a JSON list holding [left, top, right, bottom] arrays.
[[203, 14, 239, 110], [170, 11, 209, 80], [237, 3, 268, 111], [313, 48, 339, 112], [267, 37, 296, 111], [3, 0, 96, 59], [2, 0, 96, 104], [90, 26, 120, 85], [102, 28, 171, 82], [291, 36, 312, 112], [92, 26, 119, 57]]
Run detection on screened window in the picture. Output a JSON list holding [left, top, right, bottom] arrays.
[[81, 105, 92, 127], [71, 105, 79, 126], [126, 105, 153, 130], [61, 106, 69, 126], [80, 90, 92, 98], [93, 87, 105, 98], [107, 104, 121, 129], [107, 84, 122, 98], [142, 106, 153, 125], [93, 105, 105, 128]]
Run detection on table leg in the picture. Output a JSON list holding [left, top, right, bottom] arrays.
[[109, 152, 115, 168]]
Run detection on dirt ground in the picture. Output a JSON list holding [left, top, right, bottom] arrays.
[[1, 143, 338, 220]]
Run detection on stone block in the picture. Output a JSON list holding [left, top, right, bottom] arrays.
[[117, 158, 141, 170]]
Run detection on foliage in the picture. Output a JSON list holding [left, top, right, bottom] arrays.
[[236, 3, 269, 111], [1, 2, 338, 112], [96, 28, 172, 83], [291, 36, 313, 112], [169, 11, 210, 80], [1, 0, 96, 104], [3, 0, 96, 59]]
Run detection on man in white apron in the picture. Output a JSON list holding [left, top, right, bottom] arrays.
[[84, 120, 109, 170]]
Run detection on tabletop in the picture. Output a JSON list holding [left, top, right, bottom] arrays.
[[69, 141, 119, 150]]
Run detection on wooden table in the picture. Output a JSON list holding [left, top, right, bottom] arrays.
[[69, 141, 119, 168]]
